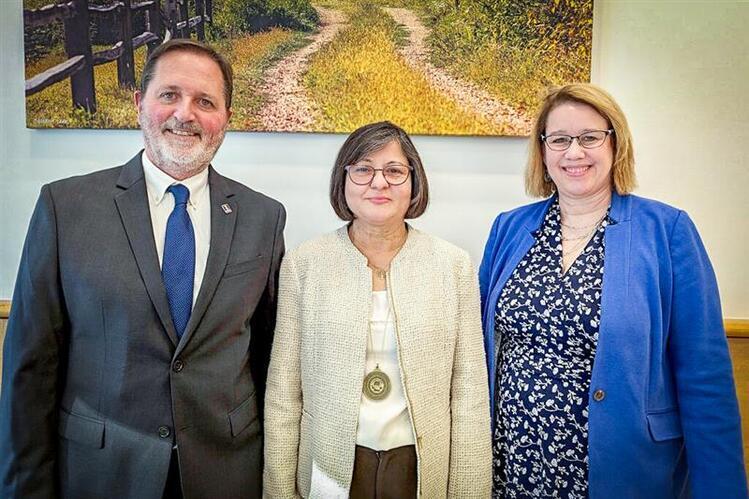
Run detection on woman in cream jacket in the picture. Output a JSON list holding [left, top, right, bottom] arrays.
[[264, 122, 491, 498]]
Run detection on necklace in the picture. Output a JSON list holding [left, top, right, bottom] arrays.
[[560, 220, 600, 230], [563, 225, 597, 257], [560, 209, 608, 230], [561, 215, 606, 269], [561, 233, 590, 242], [561, 211, 607, 241], [367, 262, 388, 280], [363, 302, 392, 401], [350, 224, 408, 282]]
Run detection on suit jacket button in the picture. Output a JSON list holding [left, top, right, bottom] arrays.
[[173, 360, 184, 372], [593, 389, 606, 402], [158, 425, 171, 438]]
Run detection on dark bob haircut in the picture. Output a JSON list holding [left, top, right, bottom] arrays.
[[140, 39, 234, 109], [329, 121, 430, 221]]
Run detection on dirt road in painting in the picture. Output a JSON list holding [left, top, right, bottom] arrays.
[[384, 8, 532, 135], [257, 7, 346, 131]]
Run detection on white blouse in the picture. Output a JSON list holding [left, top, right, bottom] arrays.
[[355, 291, 415, 450]]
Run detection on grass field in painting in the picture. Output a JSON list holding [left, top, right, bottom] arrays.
[[23, 0, 592, 135]]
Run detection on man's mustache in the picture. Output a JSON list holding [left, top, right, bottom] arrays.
[[161, 118, 203, 136]]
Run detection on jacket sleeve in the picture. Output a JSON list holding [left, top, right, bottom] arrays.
[[447, 254, 492, 498], [263, 254, 303, 499], [251, 203, 286, 423], [0, 185, 66, 499], [667, 211, 747, 497]]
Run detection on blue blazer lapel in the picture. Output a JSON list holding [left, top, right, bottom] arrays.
[[485, 196, 552, 421], [601, 192, 632, 295], [177, 167, 237, 349], [486, 227, 535, 422], [493, 232, 535, 302], [486, 196, 553, 323], [488, 197, 553, 311], [594, 192, 632, 379], [114, 153, 179, 345]]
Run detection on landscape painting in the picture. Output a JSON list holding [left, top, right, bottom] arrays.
[[23, 0, 593, 135]]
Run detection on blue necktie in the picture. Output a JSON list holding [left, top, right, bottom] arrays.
[[162, 184, 195, 338]]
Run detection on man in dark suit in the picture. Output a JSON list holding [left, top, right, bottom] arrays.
[[0, 39, 285, 499]]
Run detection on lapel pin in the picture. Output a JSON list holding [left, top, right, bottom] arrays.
[[221, 203, 233, 214]]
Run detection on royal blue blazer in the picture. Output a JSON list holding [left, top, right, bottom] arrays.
[[479, 192, 747, 498]]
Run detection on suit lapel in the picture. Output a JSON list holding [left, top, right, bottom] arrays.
[[114, 153, 179, 345], [178, 167, 237, 348]]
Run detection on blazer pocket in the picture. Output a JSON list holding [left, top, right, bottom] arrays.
[[228, 392, 258, 437], [223, 256, 264, 279], [646, 409, 683, 442], [58, 409, 105, 449]]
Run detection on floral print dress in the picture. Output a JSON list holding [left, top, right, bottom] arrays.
[[492, 200, 610, 498]]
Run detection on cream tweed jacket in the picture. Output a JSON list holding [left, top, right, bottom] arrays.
[[264, 225, 491, 498]]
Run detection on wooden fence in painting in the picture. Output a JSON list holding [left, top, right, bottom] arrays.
[[24, 0, 213, 114]]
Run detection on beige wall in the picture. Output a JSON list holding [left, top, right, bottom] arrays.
[[593, 1, 749, 317], [1, 2, 747, 318]]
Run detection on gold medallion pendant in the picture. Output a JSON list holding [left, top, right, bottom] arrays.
[[363, 366, 391, 401]]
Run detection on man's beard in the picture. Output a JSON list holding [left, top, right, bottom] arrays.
[[140, 113, 227, 179]]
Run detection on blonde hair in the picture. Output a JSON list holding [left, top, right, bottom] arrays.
[[525, 83, 637, 198]]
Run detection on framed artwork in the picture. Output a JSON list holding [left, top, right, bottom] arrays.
[[23, 0, 593, 136]]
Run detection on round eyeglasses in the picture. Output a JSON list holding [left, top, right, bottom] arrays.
[[541, 129, 614, 151], [345, 164, 413, 186]]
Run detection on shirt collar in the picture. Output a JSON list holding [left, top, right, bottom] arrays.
[[141, 151, 209, 209]]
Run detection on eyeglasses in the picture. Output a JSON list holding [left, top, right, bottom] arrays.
[[345, 163, 413, 186], [541, 129, 614, 151]]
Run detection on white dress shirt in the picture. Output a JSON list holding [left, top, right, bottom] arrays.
[[142, 152, 210, 307], [356, 290, 415, 450]]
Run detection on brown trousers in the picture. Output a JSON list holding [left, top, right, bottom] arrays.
[[350, 445, 417, 499]]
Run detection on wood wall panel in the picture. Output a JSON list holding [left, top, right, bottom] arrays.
[[1, 300, 8, 381], [727, 319, 749, 338], [0, 317, 5, 379], [729, 337, 749, 477]]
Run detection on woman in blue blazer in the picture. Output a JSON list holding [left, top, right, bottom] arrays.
[[479, 83, 746, 498]]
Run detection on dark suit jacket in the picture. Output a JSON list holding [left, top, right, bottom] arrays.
[[0, 153, 286, 499]]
